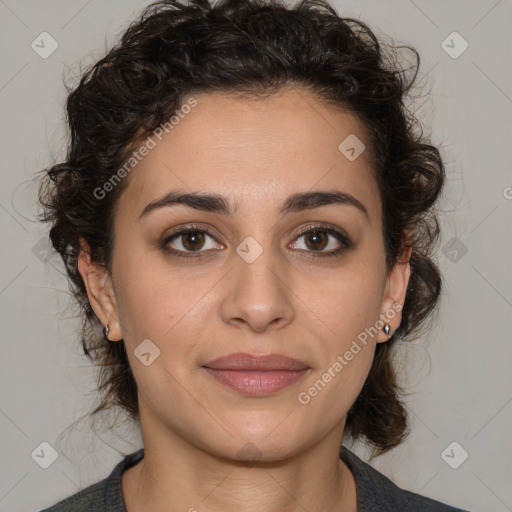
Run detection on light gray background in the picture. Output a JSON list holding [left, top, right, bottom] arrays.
[[0, 1, 510, 511]]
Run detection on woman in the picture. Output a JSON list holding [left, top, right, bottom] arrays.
[[37, 0, 470, 510]]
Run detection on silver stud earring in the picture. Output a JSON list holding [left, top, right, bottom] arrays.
[[383, 324, 391, 336], [103, 324, 123, 343], [102, 324, 111, 342]]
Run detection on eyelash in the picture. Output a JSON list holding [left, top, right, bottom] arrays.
[[161, 223, 353, 259]]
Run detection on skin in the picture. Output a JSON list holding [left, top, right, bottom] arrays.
[[78, 85, 411, 512]]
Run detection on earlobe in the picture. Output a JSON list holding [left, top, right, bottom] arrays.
[[77, 237, 122, 341]]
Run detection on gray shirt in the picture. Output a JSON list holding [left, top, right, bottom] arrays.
[[39, 447, 470, 511]]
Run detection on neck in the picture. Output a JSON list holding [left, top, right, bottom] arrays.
[[122, 421, 357, 512]]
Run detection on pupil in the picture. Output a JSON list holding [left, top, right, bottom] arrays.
[[306, 230, 327, 250], [183, 231, 204, 251]]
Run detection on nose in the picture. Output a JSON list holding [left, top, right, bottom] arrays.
[[219, 242, 295, 333]]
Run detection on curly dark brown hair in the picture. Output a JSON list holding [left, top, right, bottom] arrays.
[[37, 0, 445, 457]]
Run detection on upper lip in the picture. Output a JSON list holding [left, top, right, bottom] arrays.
[[202, 352, 309, 371]]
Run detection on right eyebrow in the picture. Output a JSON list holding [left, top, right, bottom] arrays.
[[280, 190, 370, 222]]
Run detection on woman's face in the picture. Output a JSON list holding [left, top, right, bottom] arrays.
[[82, 86, 409, 460]]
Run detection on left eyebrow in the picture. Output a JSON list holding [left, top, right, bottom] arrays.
[[138, 189, 370, 223]]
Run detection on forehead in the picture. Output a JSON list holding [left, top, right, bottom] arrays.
[[116, 87, 381, 222]]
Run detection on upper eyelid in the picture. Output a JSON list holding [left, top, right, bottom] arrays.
[[165, 224, 222, 242]]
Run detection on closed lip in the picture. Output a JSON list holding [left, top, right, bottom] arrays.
[[202, 352, 309, 371]]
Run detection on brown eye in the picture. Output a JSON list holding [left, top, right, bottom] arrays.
[[162, 225, 223, 258], [180, 230, 206, 251], [303, 229, 329, 251], [290, 224, 353, 257]]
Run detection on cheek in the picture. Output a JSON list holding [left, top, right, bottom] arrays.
[[112, 243, 208, 340], [297, 257, 385, 346], [293, 340, 374, 445], [282, 264, 384, 432], [112, 250, 223, 399]]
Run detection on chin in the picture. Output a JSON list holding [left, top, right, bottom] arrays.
[[198, 424, 310, 463]]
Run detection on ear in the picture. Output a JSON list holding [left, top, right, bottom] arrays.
[[376, 237, 412, 343], [77, 237, 122, 341]]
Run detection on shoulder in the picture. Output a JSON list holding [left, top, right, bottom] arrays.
[[39, 477, 112, 512], [399, 488, 469, 511], [38, 449, 144, 512], [340, 446, 471, 512]]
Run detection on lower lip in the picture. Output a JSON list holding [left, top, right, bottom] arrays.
[[202, 368, 310, 396]]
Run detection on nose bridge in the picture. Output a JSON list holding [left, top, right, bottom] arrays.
[[220, 233, 294, 331], [236, 235, 281, 288]]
